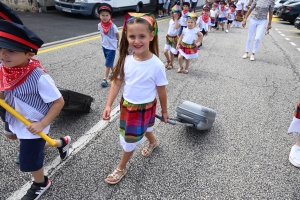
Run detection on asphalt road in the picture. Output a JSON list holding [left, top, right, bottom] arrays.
[[15, 5, 159, 44], [1, 14, 300, 199]]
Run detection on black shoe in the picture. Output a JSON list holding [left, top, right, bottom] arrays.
[[57, 136, 71, 160], [22, 176, 51, 200]]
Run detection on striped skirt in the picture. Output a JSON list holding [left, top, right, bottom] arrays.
[[165, 35, 179, 54], [120, 97, 157, 143], [178, 42, 198, 59]]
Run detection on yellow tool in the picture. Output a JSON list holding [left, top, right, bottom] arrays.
[[0, 99, 56, 146]]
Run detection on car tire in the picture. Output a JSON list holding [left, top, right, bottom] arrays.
[[136, 4, 141, 13], [290, 17, 297, 25], [91, 4, 100, 19]]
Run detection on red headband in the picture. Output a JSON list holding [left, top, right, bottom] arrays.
[[0, 31, 38, 50], [0, 13, 12, 22], [99, 6, 111, 12]]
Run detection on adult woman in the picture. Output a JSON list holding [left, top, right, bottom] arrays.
[[233, 0, 244, 28], [242, 0, 275, 61]]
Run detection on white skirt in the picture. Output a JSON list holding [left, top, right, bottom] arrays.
[[178, 49, 198, 59], [164, 44, 178, 55]]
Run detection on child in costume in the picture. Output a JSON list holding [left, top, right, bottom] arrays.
[[102, 12, 169, 184], [226, 3, 236, 32], [197, 6, 210, 49], [287, 101, 300, 167], [98, 3, 120, 87], [176, 13, 203, 74], [0, 19, 71, 200], [0, 3, 71, 169], [217, 0, 228, 31], [178, 2, 190, 36], [209, 3, 218, 31], [164, 5, 181, 69]]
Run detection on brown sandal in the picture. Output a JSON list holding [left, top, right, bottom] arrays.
[[167, 63, 173, 69], [141, 140, 159, 157], [105, 168, 127, 184], [177, 67, 183, 73], [165, 61, 171, 68]]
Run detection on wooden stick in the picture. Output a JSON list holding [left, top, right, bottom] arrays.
[[0, 99, 56, 146]]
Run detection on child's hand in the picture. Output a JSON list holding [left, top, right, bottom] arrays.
[[176, 44, 180, 49], [193, 40, 198, 46], [162, 112, 169, 123], [102, 106, 111, 120], [27, 122, 47, 135]]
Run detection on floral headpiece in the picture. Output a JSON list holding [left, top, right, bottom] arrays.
[[171, 5, 182, 13], [186, 13, 198, 21], [123, 12, 158, 36]]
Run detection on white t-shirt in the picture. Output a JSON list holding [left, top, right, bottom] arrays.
[[236, 0, 245, 10], [98, 23, 118, 50], [182, 27, 198, 44], [197, 16, 209, 31], [179, 11, 190, 26], [9, 74, 61, 139], [228, 11, 236, 20], [210, 9, 218, 18], [123, 55, 168, 104], [243, 0, 251, 10], [167, 19, 179, 36], [218, 6, 229, 17]]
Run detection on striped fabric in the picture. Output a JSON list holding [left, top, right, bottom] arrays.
[[119, 97, 157, 143], [179, 42, 198, 55], [166, 35, 179, 50], [4, 68, 53, 125]]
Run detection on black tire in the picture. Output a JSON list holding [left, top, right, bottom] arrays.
[[91, 4, 100, 19], [290, 17, 297, 25], [136, 4, 141, 13]]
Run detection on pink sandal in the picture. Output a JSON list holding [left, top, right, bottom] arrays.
[[105, 168, 127, 184], [141, 140, 159, 157]]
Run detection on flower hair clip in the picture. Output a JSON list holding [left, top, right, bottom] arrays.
[[186, 13, 198, 20], [123, 12, 158, 36]]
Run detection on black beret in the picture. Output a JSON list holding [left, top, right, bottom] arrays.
[[0, 2, 23, 24], [0, 20, 43, 54], [97, 3, 113, 15]]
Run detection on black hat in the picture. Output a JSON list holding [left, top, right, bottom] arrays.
[[0, 20, 43, 54], [97, 3, 113, 15], [183, 2, 190, 7], [229, 3, 236, 8], [220, 0, 226, 4], [0, 2, 23, 24], [203, 6, 211, 11]]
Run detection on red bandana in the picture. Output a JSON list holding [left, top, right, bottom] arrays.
[[100, 19, 112, 35], [182, 10, 189, 15], [202, 14, 209, 23], [0, 59, 47, 90], [220, 6, 225, 11], [230, 9, 235, 14]]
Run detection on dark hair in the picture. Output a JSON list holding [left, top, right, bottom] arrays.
[[110, 18, 159, 82], [183, 2, 190, 7]]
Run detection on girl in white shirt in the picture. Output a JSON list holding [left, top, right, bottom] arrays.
[[176, 13, 203, 74], [102, 13, 169, 185], [164, 5, 181, 69]]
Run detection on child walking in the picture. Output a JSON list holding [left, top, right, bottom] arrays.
[[0, 20, 71, 200], [178, 2, 191, 36], [176, 13, 203, 74], [197, 6, 210, 49], [209, 3, 218, 31], [164, 5, 181, 69], [102, 12, 169, 184], [217, 0, 228, 31], [98, 3, 120, 87], [226, 3, 236, 32]]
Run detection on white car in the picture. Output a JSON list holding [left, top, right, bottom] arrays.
[[274, 0, 288, 14]]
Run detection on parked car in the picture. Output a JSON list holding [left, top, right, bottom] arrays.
[[294, 14, 300, 29], [278, 1, 300, 24], [277, 0, 300, 16], [274, 0, 288, 14], [55, 0, 150, 19]]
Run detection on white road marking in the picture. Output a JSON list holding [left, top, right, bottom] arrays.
[[286, 38, 290, 40], [275, 28, 278, 30], [290, 42, 296, 46], [278, 31, 281, 33], [7, 106, 120, 200], [297, 48, 300, 51], [281, 34, 286, 36]]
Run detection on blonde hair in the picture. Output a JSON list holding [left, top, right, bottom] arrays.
[[110, 18, 159, 82]]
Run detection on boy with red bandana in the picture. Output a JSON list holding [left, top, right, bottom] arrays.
[[197, 6, 210, 49], [98, 3, 120, 87], [0, 19, 71, 199]]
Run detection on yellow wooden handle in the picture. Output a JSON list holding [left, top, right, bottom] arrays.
[[0, 99, 56, 146]]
